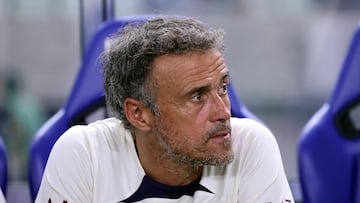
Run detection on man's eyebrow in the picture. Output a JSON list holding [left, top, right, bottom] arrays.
[[186, 72, 230, 96], [188, 85, 211, 96]]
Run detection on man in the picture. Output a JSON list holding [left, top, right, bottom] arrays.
[[36, 16, 294, 202]]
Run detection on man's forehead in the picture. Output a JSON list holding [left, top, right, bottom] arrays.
[[153, 51, 225, 75], [152, 51, 228, 91]]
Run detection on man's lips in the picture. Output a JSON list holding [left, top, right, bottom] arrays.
[[205, 122, 231, 143], [209, 130, 231, 142]]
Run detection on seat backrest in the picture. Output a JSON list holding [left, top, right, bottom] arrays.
[[28, 15, 261, 201], [0, 137, 7, 197], [298, 23, 360, 203]]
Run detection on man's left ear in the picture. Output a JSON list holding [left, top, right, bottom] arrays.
[[123, 98, 153, 131]]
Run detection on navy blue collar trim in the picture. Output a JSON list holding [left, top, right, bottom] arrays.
[[120, 175, 212, 202]]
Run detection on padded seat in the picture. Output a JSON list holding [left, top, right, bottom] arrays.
[[298, 23, 360, 203], [0, 137, 7, 197]]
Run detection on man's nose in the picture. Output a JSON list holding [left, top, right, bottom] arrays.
[[210, 93, 231, 122]]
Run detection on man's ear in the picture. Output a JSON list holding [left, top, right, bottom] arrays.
[[124, 98, 153, 131]]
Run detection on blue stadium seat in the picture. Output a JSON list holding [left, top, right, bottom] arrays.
[[0, 137, 7, 197], [28, 15, 261, 201], [298, 24, 360, 203]]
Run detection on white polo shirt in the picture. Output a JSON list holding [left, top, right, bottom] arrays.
[[36, 117, 293, 203]]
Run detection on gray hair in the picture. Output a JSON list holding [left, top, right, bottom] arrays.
[[102, 16, 225, 131]]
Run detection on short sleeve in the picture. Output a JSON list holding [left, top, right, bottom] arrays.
[[35, 126, 93, 203], [232, 118, 294, 203], [0, 189, 5, 203]]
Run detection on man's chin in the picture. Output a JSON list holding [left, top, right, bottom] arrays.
[[213, 152, 235, 166], [197, 149, 235, 167]]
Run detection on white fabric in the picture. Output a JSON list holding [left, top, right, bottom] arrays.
[[0, 189, 5, 203], [36, 117, 293, 203]]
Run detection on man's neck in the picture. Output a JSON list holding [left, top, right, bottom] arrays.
[[134, 134, 203, 186]]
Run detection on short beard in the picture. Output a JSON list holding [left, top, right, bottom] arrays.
[[154, 116, 234, 168]]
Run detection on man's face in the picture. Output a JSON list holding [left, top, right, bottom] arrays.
[[151, 50, 233, 166]]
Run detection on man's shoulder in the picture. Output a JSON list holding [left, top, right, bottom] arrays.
[[54, 117, 131, 153], [230, 117, 271, 136], [230, 117, 277, 150], [63, 117, 125, 138]]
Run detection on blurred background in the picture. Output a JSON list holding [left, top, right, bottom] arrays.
[[1, 0, 360, 202]]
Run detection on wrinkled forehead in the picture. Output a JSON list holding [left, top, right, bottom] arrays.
[[151, 51, 227, 90]]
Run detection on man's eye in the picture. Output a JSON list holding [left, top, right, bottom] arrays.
[[191, 93, 202, 102], [219, 84, 228, 95]]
